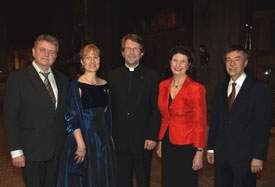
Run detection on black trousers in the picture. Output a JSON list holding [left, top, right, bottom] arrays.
[[116, 149, 152, 187], [21, 155, 59, 187], [214, 159, 256, 187], [161, 132, 198, 187]]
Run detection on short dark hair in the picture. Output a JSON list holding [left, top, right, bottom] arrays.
[[224, 44, 249, 60], [34, 34, 59, 52], [168, 45, 194, 77], [121, 33, 145, 53]]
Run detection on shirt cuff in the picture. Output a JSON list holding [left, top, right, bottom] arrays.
[[207, 150, 214, 153], [10, 150, 24, 158]]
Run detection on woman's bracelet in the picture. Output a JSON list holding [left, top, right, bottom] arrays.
[[77, 148, 86, 152], [196, 148, 204, 153]]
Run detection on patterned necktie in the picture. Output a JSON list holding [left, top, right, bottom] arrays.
[[40, 72, 56, 106], [228, 82, 236, 110]]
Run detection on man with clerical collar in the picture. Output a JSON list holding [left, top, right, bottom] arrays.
[[108, 33, 161, 187], [4, 34, 68, 186], [207, 44, 272, 187]]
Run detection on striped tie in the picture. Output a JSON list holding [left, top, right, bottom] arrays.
[[40, 72, 56, 106]]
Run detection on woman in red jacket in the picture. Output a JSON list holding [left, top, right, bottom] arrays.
[[156, 46, 207, 187]]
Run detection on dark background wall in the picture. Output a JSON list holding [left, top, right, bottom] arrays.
[[1, 0, 274, 122]]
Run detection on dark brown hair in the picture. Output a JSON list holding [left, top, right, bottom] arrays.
[[168, 45, 194, 77], [120, 33, 145, 53]]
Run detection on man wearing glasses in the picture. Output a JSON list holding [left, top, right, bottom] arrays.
[[108, 33, 161, 187]]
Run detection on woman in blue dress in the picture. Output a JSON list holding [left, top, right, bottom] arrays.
[[57, 43, 116, 187]]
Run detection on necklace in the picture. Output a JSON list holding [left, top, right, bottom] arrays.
[[84, 76, 97, 85], [173, 79, 185, 89], [175, 83, 181, 89]]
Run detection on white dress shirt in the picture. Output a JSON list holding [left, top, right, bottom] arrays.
[[227, 73, 247, 98]]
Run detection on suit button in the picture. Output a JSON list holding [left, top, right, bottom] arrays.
[[228, 121, 232, 125], [127, 112, 130, 116]]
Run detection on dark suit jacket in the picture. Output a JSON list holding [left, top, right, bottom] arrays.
[[4, 65, 68, 161], [207, 75, 272, 166], [158, 76, 207, 147], [108, 64, 161, 154]]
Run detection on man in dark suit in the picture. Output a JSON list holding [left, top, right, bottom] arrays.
[[108, 33, 161, 187], [207, 45, 272, 187], [4, 34, 68, 187]]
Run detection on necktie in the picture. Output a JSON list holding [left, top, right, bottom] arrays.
[[228, 82, 236, 110], [40, 72, 56, 106]]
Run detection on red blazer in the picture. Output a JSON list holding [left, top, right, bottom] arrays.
[[158, 76, 207, 148]]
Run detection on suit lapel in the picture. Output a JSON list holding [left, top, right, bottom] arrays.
[[52, 70, 64, 111], [230, 76, 253, 111], [26, 65, 55, 109], [169, 76, 191, 110], [222, 82, 229, 111], [160, 78, 171, 113]]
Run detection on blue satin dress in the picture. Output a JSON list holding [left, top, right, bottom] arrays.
[[57, 81, 116, 187]]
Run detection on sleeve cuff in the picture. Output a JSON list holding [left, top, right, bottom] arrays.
[[10, 150, 24, 158], [207, 150, 214, 153]]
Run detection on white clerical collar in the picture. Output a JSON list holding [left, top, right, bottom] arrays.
[[129, 67, 135, 71], [124, 63, 139, 72]]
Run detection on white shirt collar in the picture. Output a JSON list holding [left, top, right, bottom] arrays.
[[229, 73, 247, 87], [32, 61, 53, 74]]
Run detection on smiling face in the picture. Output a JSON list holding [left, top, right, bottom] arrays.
[[81, 50, 100, 73], [122, 39, 144, 68], [225, 50, 248, 81], [32, 40, 57, 72], [170, 53, 190, 77]]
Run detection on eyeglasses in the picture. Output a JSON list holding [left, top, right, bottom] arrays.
[[124, 47, 141, 52]]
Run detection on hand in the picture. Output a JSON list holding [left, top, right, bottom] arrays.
[[156, 141, 162, 158], [192, 151, 203, 171], [144, 140, 157, 150], [74, 147, 86, 164], [207, 152, 214, 164], [12, 155, 25, 168], [72, 128, 86, 163], [251, 158, 263, 173]]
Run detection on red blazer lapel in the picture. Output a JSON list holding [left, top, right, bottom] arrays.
[[169, 76, 192, 110], [158, 77, 172, 115]]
